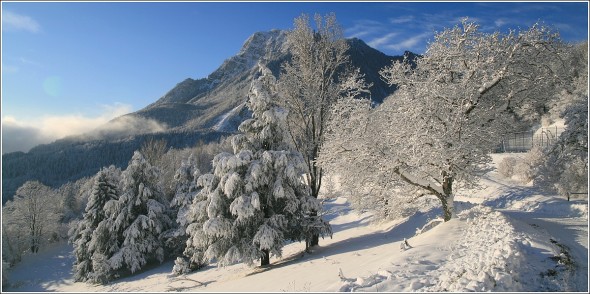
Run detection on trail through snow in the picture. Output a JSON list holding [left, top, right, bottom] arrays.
[[2, 154, 587, 292]]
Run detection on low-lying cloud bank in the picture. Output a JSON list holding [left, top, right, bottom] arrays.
[[2, 103, 167, 154]]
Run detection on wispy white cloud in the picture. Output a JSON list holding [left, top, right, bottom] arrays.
[[2, 10, 41, 33], [345, 19, 386, 39], [553, 22, 573, 33], [385, 32, 432, 51], [1, 57, 41, 74], [494, 18, 510, 27], [92, 115, 168, 139], [349, 3, 577, 55], [390, 15, 415, 24], [368, 32, 399, 48], [38, 103, 133, 139], [2, 117, 48, 154]]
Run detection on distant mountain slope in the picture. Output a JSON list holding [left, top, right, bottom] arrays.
[[2, 29, 410, 204]]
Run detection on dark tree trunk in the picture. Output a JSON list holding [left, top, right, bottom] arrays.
[[310, 233, 319, 247], [261, 249, 270, 266], [308, 163, 322, 247], [440, 174, 454, 222], [441, 197, 453, 222], [308, 209, 320, 247], [394, 166, 456, 222]]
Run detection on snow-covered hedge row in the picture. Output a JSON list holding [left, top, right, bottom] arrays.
[[425, 205, 527, 291], [337, 205, 536, 292]]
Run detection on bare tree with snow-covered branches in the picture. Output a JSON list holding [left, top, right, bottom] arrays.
[[320, 19, 566, 221], [278, 12, 365, 246]]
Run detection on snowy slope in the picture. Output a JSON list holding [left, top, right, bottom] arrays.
[[3, 154, 588, 292], [211, 102, 249, 132]]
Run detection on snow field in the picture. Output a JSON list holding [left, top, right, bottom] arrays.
[[336, 204, 534, 292], [3, 153, 586, 292]]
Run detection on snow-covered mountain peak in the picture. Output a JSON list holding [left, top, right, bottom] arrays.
[[209, 30, 288, 81], [238, 29, 288, 60]]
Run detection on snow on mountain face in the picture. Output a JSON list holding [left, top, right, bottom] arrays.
[[212, 102, 250, 132]]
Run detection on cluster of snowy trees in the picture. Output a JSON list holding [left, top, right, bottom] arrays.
[[68, 14, 350, 280], [68, 62, 333, 283], [67, 135, 236, 283], [2, 176, 91, 266], [536, 42, 588, 197], [69, 152, 172, 284]]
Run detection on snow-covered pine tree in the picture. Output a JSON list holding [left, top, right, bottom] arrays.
[[70, 165, 121, 283], [234, 64, 331, 256], [173, 172, 215, 274], [106, 151, 173, 274], [165, 154, 201, 259], [181, 64, 329, 269]]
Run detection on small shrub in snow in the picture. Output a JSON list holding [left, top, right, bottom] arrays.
[[555, 158, 588, 198], [498, 157, 518, 178], [399, 238, 412, 251], [172, 257, 191, 275], [498, 148, 544, 183], [515, 147, 545, 184]]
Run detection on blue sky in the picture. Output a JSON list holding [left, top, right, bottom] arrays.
[[1, 1, 588, 153]]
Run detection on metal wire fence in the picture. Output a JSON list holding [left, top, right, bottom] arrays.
[[495, 126, 563, 153]]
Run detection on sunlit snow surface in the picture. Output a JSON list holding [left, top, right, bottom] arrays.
[[3, 154, 587, 292]]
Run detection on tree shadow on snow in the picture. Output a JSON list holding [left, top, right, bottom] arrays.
[[4, 243, 75, 292], [245, 208, 445, 276], [483, 185, 587, 218], [482, 185, 551, 209], [329, 214, 374, 232]]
